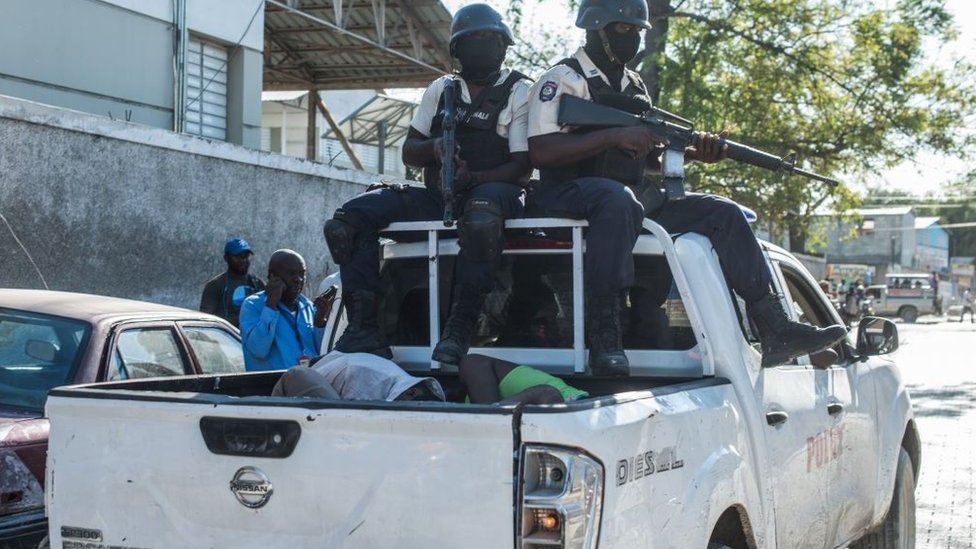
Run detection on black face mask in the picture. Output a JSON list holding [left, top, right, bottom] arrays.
[[454, 35, 507, 85], [585, 28, 642, 66]]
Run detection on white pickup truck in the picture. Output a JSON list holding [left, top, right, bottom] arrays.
[[43, 218, 918, 549]]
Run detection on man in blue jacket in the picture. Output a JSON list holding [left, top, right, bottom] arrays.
[[239, 249, 332, 371]]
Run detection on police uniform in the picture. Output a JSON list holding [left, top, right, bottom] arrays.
[[527, 48, 645, 296], [527, 47, 771, 304], [335, 69, 531, 296]]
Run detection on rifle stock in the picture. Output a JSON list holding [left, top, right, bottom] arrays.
[[557, 95, 840, 187], [440, 78, 459, 226]]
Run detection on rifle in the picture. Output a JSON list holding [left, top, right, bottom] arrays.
[[440, 78, 460, 227], [557, 94, 839, 201]]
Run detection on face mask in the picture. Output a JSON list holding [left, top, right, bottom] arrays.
[[454, 35, 507, 84], [605, 29, 642, 64], [587, 27, 642, 66]]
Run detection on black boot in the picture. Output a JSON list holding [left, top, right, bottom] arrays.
[[432, 290, 486, 366], [587, 292, 629, 376], [748, 292, 847, 367], [333, 289, 391, 358]]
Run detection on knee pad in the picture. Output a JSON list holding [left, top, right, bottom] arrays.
[[323, 209, 359, 265], [459, 198, 504, 262]]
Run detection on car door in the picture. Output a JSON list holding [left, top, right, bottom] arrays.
[[757, 257, 833, 549], [102, 322, 193, 381], [778, 261, 881, 545], [177, 322, 245, 374]]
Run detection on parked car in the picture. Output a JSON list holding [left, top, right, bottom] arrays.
[[0, 290, 245, 549], [43, 219, 917, 549]]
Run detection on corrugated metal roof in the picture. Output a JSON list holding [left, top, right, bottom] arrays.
[[856, 206, 914, 216], [915, 216, 942, 229], [264, 0, 452, 91]]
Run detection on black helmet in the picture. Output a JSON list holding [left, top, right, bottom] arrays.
[[575, 0, 651, 30], [450, 3, 515, 51]]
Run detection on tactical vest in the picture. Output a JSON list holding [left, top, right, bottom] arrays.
[[539, 57, 652, 187], [425, 71, 529, 189]]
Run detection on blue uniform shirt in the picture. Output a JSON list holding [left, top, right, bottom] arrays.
[[239, 291, 323, 371]]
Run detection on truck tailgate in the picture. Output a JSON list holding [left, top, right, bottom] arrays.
[[46, 394, 518, 549]]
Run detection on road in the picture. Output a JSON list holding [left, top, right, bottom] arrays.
[[894, 318, 976, 548]]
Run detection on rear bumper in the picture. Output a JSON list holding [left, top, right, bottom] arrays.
[[0, 509, 47, 547]]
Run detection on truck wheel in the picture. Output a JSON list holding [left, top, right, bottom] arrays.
[[849, 448, 916, 549], [898, 306, 918, 323]]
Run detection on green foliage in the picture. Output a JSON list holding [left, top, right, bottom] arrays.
[[512, 0, 975, 243]]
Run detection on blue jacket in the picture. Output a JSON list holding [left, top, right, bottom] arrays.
[[239, 291, 323, 371]]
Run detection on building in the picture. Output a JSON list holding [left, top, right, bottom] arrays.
[[260, 90, 419, 177], [950, 257, 975, 293], [914, 217, 950, 274], [1, 0, 264, 147], [813, 207, 950, 284]]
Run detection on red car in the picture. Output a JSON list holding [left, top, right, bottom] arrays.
[[0, 290, 244, 548]]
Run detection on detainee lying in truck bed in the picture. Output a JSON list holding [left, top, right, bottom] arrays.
[[271, 350, 587, 405]]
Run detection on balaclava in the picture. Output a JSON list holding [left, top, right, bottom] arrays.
[[453, 33, 507, 85]]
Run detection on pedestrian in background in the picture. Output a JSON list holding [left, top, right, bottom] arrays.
[[239, 249, 333, 371], [199, 238, 265, 327], [962, 288, 975, 324]]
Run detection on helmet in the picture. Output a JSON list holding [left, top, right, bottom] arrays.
[[575, 0, 651, 30], [450, 4, 515, 50]]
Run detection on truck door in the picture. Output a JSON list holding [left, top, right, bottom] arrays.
[[756, 260, 833, 549], [778, 263, 881, 544]]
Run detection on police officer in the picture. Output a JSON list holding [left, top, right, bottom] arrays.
[[323, 4, 531, 364], [526, 0, 846, 373]]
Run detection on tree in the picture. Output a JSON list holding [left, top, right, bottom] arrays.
[[510, 0, 975, 247]]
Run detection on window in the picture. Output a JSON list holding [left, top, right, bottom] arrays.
[[185, 37, 228, 140], [780, 265, 847, 364], [0, 308, 90, 412], [110, 328, 187, 381], [859, 218, 875, 236], [181, 326, 245, 374]]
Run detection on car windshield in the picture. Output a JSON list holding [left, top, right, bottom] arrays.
[[0, 307, 91, 412]]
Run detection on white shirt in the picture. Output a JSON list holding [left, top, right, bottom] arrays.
[[311, 350, 445, 402], [410, 69, 532, 153], [527, 47, 644, 138]]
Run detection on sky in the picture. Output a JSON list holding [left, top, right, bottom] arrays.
[[436, 0, 976, 196]]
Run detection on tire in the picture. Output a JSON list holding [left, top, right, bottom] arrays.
[[849, 448, 916, 549], [898, 306, 918, 323]]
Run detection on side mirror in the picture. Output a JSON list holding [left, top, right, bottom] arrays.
[[25, 339, 58, 362], [856, 317, 899, 356]]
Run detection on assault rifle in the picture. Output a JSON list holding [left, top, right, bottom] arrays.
[[557, 94, 839, 201], [440, 78, 460, 226]]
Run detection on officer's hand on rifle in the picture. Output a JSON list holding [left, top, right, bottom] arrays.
[[686, 130, 729, 163], [613, 126, 664, 159], [454, 157, 479, 195]]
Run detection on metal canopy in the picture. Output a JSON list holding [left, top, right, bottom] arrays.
[[323, 94, 417, 146], [264, 0, 452, 91]]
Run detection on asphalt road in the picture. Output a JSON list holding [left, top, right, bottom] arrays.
[[894, 317, 976, 548]]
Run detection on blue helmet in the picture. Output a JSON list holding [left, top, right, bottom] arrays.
[[450, 3, 515, 53], [576, 0, 651, 30]]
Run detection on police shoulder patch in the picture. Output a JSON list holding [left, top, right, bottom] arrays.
[[539, 81, 558, 102]]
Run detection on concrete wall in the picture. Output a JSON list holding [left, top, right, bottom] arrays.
[[0, 0, 262, 146], [0, 96, 388, 309]]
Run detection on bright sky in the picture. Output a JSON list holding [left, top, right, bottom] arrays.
[[436, 0, 976, 195]]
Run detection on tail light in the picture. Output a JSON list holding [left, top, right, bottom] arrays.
[[518, 445, 603, 549], [0, 448, 43, 516]]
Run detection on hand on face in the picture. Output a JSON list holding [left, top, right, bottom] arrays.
[[265, 274, 286, 308]]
